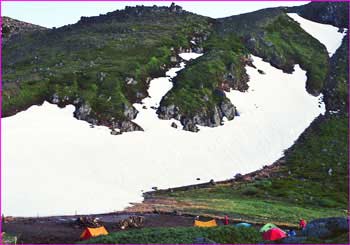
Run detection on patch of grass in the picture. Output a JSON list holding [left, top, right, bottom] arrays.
[[1, 233, 18, 244], [160, 34, 248, 118], [80, 226, 261, 244], [215, 10, 329, 95], [263, 14, 329, 95]]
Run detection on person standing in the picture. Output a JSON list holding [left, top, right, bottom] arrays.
[[224, 215, 229, 225], [299, 219, 307, 230]]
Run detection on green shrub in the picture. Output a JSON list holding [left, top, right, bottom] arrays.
[[80, 226, 261, 244]]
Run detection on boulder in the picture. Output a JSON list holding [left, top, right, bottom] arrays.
[[303, 217, 349, 239], [125, 77, 138, 85], [119, 121, 143, 132], [171, 122, 178, 128], [75, 103, 92, 120], [123, 104, 138, 120], [52, 93, 60, 104], [157, 104, 179, 119], [182, 119, 199, 132], [219, 100, 236, 120]]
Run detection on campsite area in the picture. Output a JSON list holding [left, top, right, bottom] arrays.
[[2, 212, 198, 243], [3, 211, 299, 243]]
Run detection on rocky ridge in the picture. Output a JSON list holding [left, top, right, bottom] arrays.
[[2, 16, 47, 42]]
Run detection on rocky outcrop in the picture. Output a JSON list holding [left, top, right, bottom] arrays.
[[303, 217, 349, 239], [158, 99, 237, 132], [49, 93, 142, 134], [322, 33, 349, 115], [169, 3, 183, 14], [2, 16, 47, 42], [288, 2, 349, 28], [220, 99, 236, 120], [118, 121, 143, 132], [123, 103, 139, 120]]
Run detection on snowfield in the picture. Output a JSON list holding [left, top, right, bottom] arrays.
[[287, 13, 346, 57], [2, 53, 325, 216], [3, 14, 342, 216]]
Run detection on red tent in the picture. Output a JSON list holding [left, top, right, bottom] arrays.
[[262, 227, 287, 241]]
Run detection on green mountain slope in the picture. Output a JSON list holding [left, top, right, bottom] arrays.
[[2, 4, 211, 132], [2, 2, 335, 132]]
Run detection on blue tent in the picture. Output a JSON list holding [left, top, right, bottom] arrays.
[[235, 222, 252, 228]]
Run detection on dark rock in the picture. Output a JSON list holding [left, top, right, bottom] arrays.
[[220, 100, 236, 120], [118, 121, 143, 132], [123, 103, 138, 120], [303, 217, 349, 239], [171, 122, 178, 128], [136, 92, 145, 99], [289, 2, 349, 28], [182, 120, 199, 132], [169, 3, 183, 13], [110, 130, 122, 135], [170, 56, 178, 63], [157, 104, 178, 120], [51, 93, 60, 104], [125, 77, 138, 85], [210, 106, 222, 127], [235, 173, 243, 180], [258, 69, 265, 74], [75, 103, 92, 121]]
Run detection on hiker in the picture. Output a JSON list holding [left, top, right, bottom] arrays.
[[299, 219, 307, 230], [224, 215, 229, 225]]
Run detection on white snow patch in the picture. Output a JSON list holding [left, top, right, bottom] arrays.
[[179, 52, 203, 61], [287, 13, 346, 57], [2, 54, 325, 217]]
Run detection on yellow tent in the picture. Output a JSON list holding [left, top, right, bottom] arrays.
[[80, 226, 109, 240], [194, 219, 217, 227]]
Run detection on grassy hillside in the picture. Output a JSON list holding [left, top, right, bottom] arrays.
[[2, 5, 211, 131], [158, 11, 330, 130], [3, 6, 331, 132], [158, 34, 248, 120], [217, 11, 329, 95]]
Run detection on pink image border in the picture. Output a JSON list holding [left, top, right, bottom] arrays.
[[0, 0, 349, 245]]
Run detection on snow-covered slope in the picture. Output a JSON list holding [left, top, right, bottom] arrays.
[[287, 13, 346, 56], [2, 53, 325, 216]]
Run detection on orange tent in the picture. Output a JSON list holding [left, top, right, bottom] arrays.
[[194, 219, 217, 227], [80, 226, 109, 240]]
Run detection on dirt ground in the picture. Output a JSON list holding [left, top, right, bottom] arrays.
[[2, 212, 202, 244]]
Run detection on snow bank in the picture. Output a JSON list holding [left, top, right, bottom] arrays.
[[287, 13, 346, 57], [2, 54, 325, 216]]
